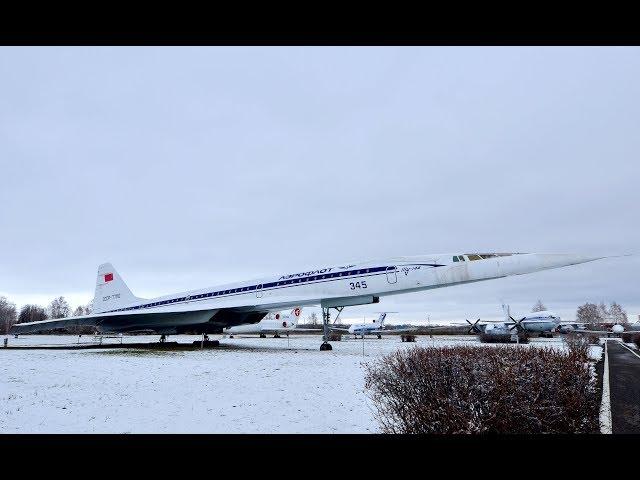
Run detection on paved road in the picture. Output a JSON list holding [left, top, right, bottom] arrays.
[[607, 341, 640, 433]]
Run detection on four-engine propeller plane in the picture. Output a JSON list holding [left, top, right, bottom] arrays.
[[11, 253, 607, 350], [466, 305, 566, 340]]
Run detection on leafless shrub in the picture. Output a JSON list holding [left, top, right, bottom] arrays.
[[328, 332, 342, 341], [401, 334, 416, 342], [586, 334, 601, 345], [621, 333, 640, 345], [623, 333, 640, 350], [563, 333, 591, 361], [364, 345, 599, 434]]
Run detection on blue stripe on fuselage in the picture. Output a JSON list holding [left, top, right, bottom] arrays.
[[105, 263, 445, 314]]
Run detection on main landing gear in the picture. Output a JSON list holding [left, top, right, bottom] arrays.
[[320, 306, 344, 351], [159, 334, 167, 343], [273, 333, 281, 338], [259, 333, 267, 338]]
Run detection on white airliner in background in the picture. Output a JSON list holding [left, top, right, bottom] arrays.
[[331, 312, 389, 339], [11, 252, 609, 350], [224, 307, 303, 338], [330, 312, 414, 339]]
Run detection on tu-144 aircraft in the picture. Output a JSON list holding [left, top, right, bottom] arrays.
[[11, 253, 610, 350]]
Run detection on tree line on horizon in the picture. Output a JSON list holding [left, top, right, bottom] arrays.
[[0, 296, 92, 334], [532, 298, 629, 325]]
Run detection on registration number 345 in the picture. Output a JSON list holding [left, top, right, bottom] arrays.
[[349, 281, 367, 290]]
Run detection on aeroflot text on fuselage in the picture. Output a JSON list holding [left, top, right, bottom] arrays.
[[279, 266, 355, 280]]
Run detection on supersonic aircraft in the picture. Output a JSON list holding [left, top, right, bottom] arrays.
[[11, 252, 607, 350]]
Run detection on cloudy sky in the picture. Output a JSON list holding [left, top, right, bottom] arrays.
[[1, 47, 638, 324]]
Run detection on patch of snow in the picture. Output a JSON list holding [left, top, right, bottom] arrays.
[[0, 334, 578, 433]]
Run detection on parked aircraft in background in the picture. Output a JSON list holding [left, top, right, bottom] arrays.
[[557, 323, 589, 334], [224, 307, 303, 338], [329, 312, 414, 339], [503, 304, 563, 338], [465, 305, 563, 339], [562, 322, 640, 336], [11, 253, 609, 350]]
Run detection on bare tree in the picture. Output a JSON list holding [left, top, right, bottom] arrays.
[[576, 303, 602, 325], [609, 302, 628, 325], [72, 305, 91, 317], [597, 302, 610, 322], [0, 296, 17, 334], [18, 305, 48, 324], [532, 299, 546, 312], [307, 312, 318, 325], [47, 296, 71, 319]]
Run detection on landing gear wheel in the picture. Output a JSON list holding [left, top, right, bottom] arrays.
[[377, 334, 382, 339], [320, 306, 344, 351], [259, 333, 266, 338]]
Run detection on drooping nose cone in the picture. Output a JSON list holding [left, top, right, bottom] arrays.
[[534, 253, 605, 270], [499, 253, 605, 277]]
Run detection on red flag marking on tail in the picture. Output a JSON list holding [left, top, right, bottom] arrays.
[[104, 273, 114, 282]]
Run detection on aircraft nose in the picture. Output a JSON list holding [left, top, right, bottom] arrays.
[[534, 254, 605, 269]]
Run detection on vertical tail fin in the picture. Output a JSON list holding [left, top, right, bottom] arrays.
[[376, 312, 387, 326], [501, 303, 510, 322], [93, 263, 143, 313]]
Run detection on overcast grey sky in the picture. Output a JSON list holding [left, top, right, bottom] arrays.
[[0, 46, 638, 324]]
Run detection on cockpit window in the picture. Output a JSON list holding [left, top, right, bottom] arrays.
[[463, 252, 523, 260], [458, 255, 465, 261]]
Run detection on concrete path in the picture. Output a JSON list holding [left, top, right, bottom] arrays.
[[606, 340, 640, 433]]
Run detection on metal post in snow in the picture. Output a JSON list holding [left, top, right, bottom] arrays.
[[362, 316, 365, 357]]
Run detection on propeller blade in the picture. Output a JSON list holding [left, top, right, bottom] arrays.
[[466, 318, 482, 334]]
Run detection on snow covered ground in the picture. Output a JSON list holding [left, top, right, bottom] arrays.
[[0, 334, 600, 433]]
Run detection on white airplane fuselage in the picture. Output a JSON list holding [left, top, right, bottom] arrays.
[[224, 319, 296, 335], [349, 324, 381, 335], [519, 311, 562, 333], [224, 308, 302, 335], [97, 253, 600, 317], [12, 252, 605, 335]]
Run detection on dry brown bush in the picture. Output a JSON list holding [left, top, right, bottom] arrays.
[[364, 345, 599, 434], [563, 333, 591, 360], [621, 333, 640, 347]]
